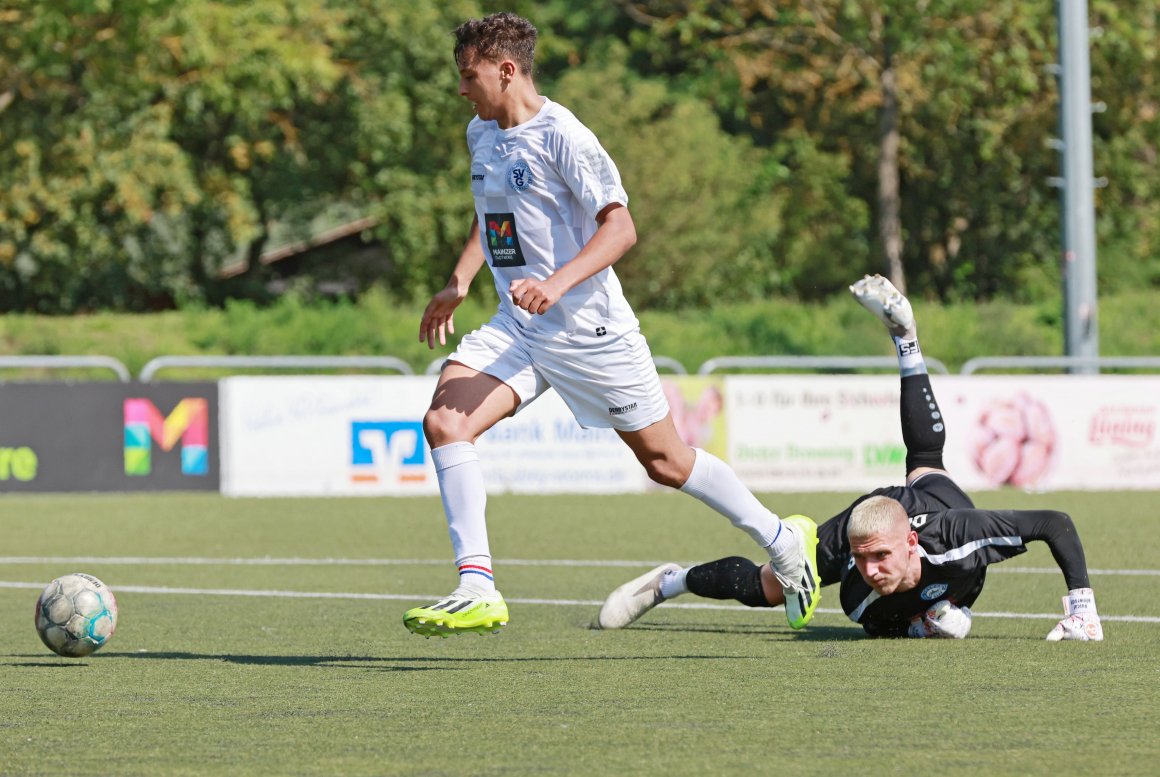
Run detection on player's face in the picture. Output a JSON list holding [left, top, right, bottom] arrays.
[[457, 51, 507, 121], [850, 524, 917, 595]]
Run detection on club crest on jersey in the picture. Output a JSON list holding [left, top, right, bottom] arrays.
[[920, 583, 949, 601], [507, 159, 532, 192]]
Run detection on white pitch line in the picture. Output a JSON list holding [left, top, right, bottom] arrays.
[[0, 556, 650, 568], [2, 580, 1158, 624], [2, 556, 1157, 577]]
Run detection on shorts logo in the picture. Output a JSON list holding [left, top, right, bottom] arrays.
[[920, 583, 949, 601], [484, 212, 527, 267], [507, 159, 532, 192], [596, 326, 607, 337], [608, 402, 638, 416]]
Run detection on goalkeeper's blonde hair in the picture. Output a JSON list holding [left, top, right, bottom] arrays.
[[847, 495, 910, 541]]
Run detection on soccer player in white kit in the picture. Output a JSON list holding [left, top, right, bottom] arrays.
[[402, 12, 820, 638]]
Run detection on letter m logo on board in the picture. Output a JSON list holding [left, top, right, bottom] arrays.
[[124, 398, 209, 476]]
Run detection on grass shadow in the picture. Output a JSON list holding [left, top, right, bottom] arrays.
[[621, 622, 866, 641], [5, 651, 757, 669]]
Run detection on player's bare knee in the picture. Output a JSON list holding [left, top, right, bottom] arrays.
[[423, 407, 465, 447]]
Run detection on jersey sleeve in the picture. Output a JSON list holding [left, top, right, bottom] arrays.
[[548, 124, 628, 219], [919, 509, 1030, 576]]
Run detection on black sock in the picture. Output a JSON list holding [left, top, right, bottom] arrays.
[[901, 374, 946, 472], [686, 556, 772, 608]]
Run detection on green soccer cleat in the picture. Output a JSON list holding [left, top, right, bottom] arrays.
[[403, 588, 509, 638], [776, 514, 822, 630]]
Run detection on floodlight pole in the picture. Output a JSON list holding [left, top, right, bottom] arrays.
[[1054, 0, 1100, 372]]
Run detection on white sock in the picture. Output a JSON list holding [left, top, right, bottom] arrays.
[[680, 448, 783, 550], [766, 523, 800, 571], [431, 442, 495, 594], [894, 336, 928, 377], [659, 567, 689, 600]]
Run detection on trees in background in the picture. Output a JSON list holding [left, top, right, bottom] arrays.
[[1, 0, 1156, 312]]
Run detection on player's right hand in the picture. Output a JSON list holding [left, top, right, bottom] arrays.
[[907, 600, 972, 639], [419, 284, 465, 349]]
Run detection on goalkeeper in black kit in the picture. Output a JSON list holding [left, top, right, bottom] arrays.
[[597, 275, 1103, 641]]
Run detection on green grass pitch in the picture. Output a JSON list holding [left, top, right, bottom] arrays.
[[1, 490, 1157, 776]]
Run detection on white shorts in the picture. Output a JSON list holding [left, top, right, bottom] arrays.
[[447, 313, 670, 431]]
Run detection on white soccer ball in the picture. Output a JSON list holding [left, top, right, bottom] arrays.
[[34, 573, 119, 657]]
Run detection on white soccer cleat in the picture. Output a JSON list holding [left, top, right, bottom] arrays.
[[850, 274, 915, 338], [597, 563, 682, 629], [1046, 587, 1103, 641]]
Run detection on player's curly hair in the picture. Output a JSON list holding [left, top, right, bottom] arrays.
[[453, 12, 537, 76]]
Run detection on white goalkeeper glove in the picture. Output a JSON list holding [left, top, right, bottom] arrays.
[[1046, 587, 1104, 642], [907, 599, 973, 639]]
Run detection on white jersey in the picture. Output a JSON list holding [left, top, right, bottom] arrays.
[[467, 98, 639, 345]]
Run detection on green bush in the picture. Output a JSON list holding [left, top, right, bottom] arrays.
[[2, 289, 1156, 381]]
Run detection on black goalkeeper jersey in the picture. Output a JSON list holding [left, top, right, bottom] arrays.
[[837, 508, 1033, 636], [813, 473, 1040, 637]]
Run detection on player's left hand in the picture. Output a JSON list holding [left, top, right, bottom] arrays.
[[509, 277, 562, 315]]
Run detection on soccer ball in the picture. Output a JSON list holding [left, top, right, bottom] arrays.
[[34, 573, 119, 657]]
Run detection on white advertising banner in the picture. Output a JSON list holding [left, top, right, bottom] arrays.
[[723, 375, 1160, 492], [724, 375, 904, 492], [220, 376, 648, 496], [935, 375, 1160, 491]]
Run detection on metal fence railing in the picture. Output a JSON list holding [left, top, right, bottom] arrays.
[[0, 355, 132, 382], [959, 356, 1160, 375], [424, 354, 689, 376], [695, 355, 951, 375], [137, 355, 414, 382], [4, 354, 1159, 382]]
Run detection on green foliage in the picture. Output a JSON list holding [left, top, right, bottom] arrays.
[[552, 43, 779, 308], [4, 290, 1157, 380], [1, 1, 1158, 312]]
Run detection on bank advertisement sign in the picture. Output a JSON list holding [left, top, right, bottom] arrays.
[[0, 383, 219, 492], [219, 376, 649, 496]]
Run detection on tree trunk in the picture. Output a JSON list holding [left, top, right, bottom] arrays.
[[877, 48, 905, 293]]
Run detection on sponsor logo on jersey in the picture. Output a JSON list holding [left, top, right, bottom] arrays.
[[608, 402, 638, 416], [920, 583, 949, 601], [471, 174, 484, 181], [484, 212, 527, 267], [507, 159, 532, 192]]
